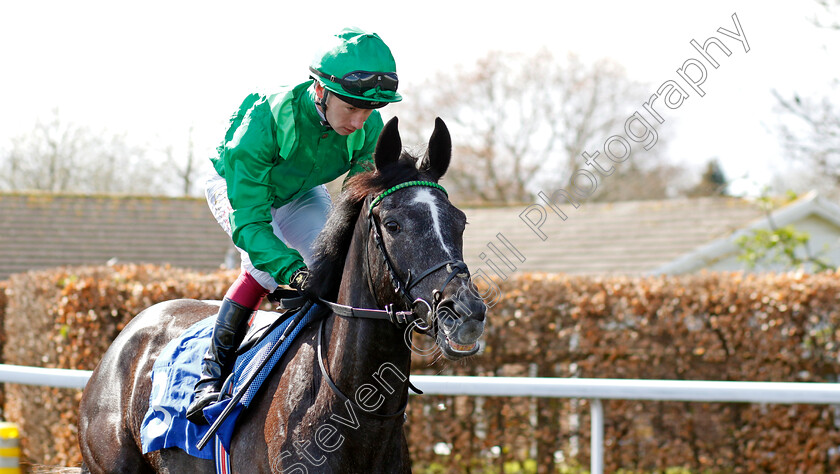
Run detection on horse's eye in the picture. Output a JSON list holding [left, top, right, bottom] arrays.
[[384, 221, 401, 233]]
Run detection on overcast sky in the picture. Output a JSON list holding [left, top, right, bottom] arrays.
[[2, 0, 837, 196]]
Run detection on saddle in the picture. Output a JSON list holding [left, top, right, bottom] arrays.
[[237, 307, 292, 355], [139, 301, 326, 461]]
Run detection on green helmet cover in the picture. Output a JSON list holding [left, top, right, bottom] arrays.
[[310, 27, 402, 107]]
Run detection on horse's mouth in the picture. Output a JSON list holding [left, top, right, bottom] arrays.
[[435, 317, 483, 359], [443, 335, 479, 355], [427, 298, 485, 359], [436, 333, 481, 359]]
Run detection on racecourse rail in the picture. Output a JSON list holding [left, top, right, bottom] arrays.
[[2, 364, 839, 474]]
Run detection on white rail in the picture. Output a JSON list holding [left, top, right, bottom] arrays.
[[410, 375, 840, 404], [0, 364, 92, 389], [2, 364, 839, 473], [411, 375, 840, 474]]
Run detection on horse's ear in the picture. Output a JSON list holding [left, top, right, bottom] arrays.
[[422, 117, 451, 180], [374, 117, 401, 171]]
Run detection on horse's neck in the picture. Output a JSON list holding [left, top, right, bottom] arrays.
[[323, 220, 412, 416]]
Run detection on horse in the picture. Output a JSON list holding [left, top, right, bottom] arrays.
[[77, 117, 488, 473]]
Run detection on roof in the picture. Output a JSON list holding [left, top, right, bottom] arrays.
[[3, 191, 830, 282], [651, 191, 840, 274], [460, 196, 764, 275], [0, 192, 236, 281]]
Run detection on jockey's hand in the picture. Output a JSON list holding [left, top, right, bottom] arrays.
[[289, 267, 315, 300]]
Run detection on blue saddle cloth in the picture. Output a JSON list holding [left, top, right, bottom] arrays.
[[140, 302, 322, 459]]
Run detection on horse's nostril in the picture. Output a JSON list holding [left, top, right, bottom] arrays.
[[470, 299, 487, 322], [440, 294, 487, 321]]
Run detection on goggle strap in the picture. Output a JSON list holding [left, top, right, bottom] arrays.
[[310, 67, 337, 83], [310, 67, 398, 94]]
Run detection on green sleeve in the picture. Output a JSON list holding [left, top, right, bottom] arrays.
[[223, 96, 305, 285]]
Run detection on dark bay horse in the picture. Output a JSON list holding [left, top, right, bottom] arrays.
[[77, 117, 487, 473]]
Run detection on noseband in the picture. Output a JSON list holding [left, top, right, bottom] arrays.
[[367, 181, 470, 331]]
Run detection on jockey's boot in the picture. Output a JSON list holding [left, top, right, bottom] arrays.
[[186, 298, 252, 425]]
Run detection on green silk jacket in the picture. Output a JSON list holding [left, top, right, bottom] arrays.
[[210, 80, 383, 285]]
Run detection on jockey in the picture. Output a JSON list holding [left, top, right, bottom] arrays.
[[186, 27, 402, 425]]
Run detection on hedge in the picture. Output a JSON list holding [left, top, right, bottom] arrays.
[[406, 271, 840, 473], [1, 266, 838, 472], [2, 264, 237, 466]]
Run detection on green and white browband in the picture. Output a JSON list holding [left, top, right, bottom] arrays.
[[369, 181, 448, 214]]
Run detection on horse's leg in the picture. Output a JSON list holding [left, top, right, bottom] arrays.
[[230, 321, 413, 473]]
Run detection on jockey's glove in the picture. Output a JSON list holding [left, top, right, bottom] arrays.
[[289, 267, 315, 300]]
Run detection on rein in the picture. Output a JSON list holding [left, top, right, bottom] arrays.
[[316, 318, 412, 420]]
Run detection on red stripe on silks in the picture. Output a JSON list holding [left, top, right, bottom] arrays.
[[222, 443, 229, 474], [215, 437, 231, 474]]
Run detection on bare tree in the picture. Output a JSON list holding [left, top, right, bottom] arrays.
[[2, 110, 86, 192], [0, 110, 166, 195], [163, 126, 203, 197], [593, 157, 690, 202], [395, 50, 678, 204], [771, 0, 840, 199], [773, 89, 840, 198]]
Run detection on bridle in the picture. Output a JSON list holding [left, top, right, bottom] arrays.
[[279, 180, 469, 330], [272, 180, 472, 420], [365, 180, 470, 333], [317, 181, 469, 420]]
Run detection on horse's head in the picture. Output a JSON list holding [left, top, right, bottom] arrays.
[[362, 117, 486, 360], [310, 117, 486, 360]]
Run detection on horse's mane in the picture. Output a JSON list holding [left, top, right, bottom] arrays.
[[308, 153, 426, 300]]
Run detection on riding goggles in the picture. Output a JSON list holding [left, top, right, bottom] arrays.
[[309, 67, 399, 97]]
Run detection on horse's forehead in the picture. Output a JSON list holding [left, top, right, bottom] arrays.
[[381, 186, 460, 223], [409, 187, 439, 208], [402, 187, 454, 257], [401, 187, 455, 218]]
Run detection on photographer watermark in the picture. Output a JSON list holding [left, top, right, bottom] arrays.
[[270, 361, 411, 472], [522, 13, 748, 240], [272, 11, 752, 472], [468, 12, 751, 297], [408, 11, 751, 363]]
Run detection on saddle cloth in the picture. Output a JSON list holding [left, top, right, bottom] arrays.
[[139, 302, 323, 459]]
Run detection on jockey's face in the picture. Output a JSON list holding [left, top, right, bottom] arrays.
[[315, 83, 375, 136]]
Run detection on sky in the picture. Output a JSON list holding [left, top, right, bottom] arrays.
[[1, 0, 838, 197]]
